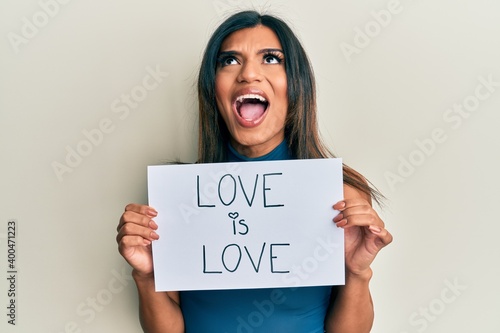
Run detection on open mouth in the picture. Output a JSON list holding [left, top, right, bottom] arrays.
[[234, 94, 269, 125]]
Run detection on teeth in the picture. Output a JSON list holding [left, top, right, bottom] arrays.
[[236, 94, 267, 103]]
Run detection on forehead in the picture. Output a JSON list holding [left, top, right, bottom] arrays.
[[219, 25, 282, 51]]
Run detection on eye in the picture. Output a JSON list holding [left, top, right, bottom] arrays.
[[218, 55, 239, 67], [263, 53, 283, 64]]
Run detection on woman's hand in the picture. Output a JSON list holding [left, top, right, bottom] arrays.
[[116, 204, 160, 277], [333, 186, 392, 277]]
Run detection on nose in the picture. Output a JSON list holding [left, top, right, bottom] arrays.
[[237, 60, 262, 83]]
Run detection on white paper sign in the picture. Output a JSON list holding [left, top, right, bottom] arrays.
[[148, 158, 345, 291]]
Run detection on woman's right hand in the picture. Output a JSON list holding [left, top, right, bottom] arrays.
[[116, 204, 160, 277]]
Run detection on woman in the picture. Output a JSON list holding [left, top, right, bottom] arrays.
[[117, 10, 392, 333]]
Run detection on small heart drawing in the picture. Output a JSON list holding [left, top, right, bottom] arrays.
[[228, 212, 239, 219]]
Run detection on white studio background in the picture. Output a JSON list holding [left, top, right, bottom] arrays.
[[1, 0, 499, 332]]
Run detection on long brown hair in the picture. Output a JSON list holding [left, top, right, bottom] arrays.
[[197, 10, 383, 203]]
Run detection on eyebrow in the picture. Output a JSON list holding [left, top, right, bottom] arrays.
[[217, 48, 284, 57]]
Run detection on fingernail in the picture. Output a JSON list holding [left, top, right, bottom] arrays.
[[336, 219, 347, 228], [333, 213, 343, 222], [369, 225, 381, 233], [147, 209, 158, 217], [333, 201, 345, 210], [150, 231, 159, 240], [149, 220, 158, 229]]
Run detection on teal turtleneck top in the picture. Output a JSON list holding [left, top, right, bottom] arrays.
[[180, 141, 333, 333]]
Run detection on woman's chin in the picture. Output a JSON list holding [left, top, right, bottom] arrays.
[[230, 133, 284, 157]]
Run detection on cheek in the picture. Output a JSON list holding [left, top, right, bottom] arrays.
[[214, 75, 224, 104], [275, 75, 288, 103], [275, 92, 288, 128], [214, 76, 229, 115], [275, 77, 288, 117]]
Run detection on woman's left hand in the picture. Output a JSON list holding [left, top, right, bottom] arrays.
[[333, 188, 393, 277]]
